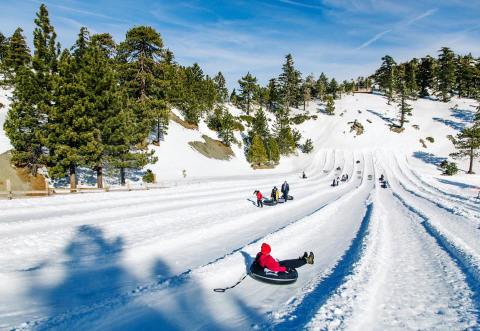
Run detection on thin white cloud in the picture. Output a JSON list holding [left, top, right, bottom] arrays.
[[406, 8, 438, 26], [356, 8, 437, 50], [356, 29, 392, 49], [278, 0, 324, 10]]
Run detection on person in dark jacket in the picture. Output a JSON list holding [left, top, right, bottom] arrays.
[[255, 243, 314, 272], [254, 190, 264, 207], [281, 181, 289, 201], [302, 171, 307, 179]]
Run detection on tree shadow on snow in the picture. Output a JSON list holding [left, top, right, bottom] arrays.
[[412, 151, 447, 167], [451, 107, 476, 123], [432, 117, 465, 131], [25, 225, 265, 330], [437, 178, 478, 190], [365, 109, 395, 125]]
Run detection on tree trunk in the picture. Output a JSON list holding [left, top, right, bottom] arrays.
[[468, 148, 474, 174], [157, 118, 160, 144], [97, 167, 104, 189], [120, 167, 126, 186], [69, 164, 76, 192]]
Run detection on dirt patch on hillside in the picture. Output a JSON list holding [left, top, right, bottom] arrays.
[[169, 111, 198, 130], [0, 151, 46, 191], [188, 135, 234, 160]]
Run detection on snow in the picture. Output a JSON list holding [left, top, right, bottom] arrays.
[[1, 91, 480, 330]]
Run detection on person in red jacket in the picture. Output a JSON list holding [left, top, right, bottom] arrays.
[[254, 190, 263, 208], [255, 243, 314, 272]]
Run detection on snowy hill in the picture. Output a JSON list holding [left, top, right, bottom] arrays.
[[1, 92, 480, 330]]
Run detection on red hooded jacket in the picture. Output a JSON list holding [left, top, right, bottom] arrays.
[[256, 243, 286, 272], [256, 191, 263, 200]]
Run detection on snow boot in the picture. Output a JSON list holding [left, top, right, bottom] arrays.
[[301, 252, 308, 260], [306, 252, 314, 264]]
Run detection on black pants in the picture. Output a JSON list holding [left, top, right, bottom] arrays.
[[280, 258, 306, 269], [283, 192, 288, 201], [257, 199, 263, 207]]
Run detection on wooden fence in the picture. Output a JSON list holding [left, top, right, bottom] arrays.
[[0, 179, 167, 200]]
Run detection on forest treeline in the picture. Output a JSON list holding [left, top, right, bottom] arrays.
[[1, 4, 480, 186]]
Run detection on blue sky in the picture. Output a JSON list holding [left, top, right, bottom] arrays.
[[1, 0, 479, 89]]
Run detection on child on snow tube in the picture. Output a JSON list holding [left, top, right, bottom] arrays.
[[255, 243, 314, 272]]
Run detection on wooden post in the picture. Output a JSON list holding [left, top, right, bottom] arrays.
[[6, 179, 12, 200]]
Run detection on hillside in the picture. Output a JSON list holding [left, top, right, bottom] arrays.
[[1, 92, 480, 329]]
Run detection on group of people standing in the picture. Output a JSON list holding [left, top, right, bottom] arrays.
[[254, 181, 290, 208], [332, 174, 348, 187]]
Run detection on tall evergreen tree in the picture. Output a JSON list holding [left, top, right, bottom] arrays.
[[375, 55, 397, 104], [238, 72, 257, 115], [316, 73, 328, 101], [449, 125, 480, 174], [4, 28, 30, 77], [248, 134, 268, 166], [437, 47, 456, 102], [117, 26, 164, 133], [251, 108, 269, 141], [46, 49, 102, 190], [395, 67, 413, 128], [405, 58, 419, 98], [5, 4, 59, 176], [325, 95, 335, 115], [266, 78, 280, 111], [279, 54, 302, 109], [0, 32, 7, 65], [418, 56, 436, 97], [213, 71, 228, 103], [328, 78, 339, 99], [218, 108, 236, 147]]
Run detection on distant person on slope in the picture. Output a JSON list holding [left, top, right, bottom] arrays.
[[271, 186, 279, 202], [255, 243, 314, 272], [302, 171, 307, 179], [254, 190, 264, 208], [281, 181, 290, 202]]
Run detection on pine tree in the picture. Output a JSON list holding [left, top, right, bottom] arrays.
[[266, 137, 280, 163], [3, 66, 43, 175], [251, 108, 270, 141], [248, 134, 268, 166], [0, 32, 7, 65], [218, 108, 236, 146], [418, 56, 435, 97], [45, 49, 102, 190], [325, 95, 335, 115], [396, 72, 413, 128], [449, 125, 480, 174], [4, 28, 30, 78], [238, 72, 257, 115], [316, 73, 328, 101], [279, 54, 302, 109], [328, 78, 339, 99], [178, 63, 207, 124], [266, 78, 279, 111], [5, 4, 59, 176], [375, 55, 397, 104], [437, 47, 456, 102], [405, 58, 419, 98], [455, 54, 476, 98], [274, 110, 296, 155], [117, 26, 164, 133], [213, 71, 228, 103]]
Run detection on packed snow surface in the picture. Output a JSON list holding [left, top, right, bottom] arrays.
[[1, 92, 480, 330]]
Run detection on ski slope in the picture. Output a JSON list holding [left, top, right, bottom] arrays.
[[1, 93, 480, 330]]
